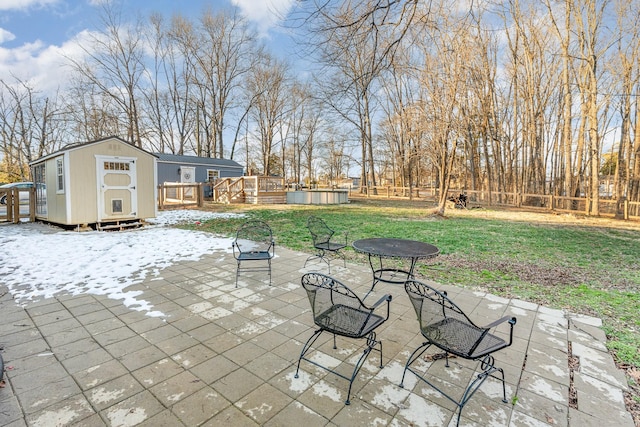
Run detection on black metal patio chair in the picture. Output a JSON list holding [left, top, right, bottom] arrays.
[[295, 272, 392, 405], [232, 220, 275, 287], [400, 279, 517, 426], [304, 216, 348, 273]]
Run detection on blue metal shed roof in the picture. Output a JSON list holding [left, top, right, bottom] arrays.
[[154, 153, 243, 169]]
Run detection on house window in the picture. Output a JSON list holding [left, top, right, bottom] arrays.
[[207, 169, 220, 182], [56, 158, 64, 193]]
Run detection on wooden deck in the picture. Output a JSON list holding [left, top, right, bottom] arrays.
[[211, 176, 286, 205]]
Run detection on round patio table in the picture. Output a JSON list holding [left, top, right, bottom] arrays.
[[352, 238, 439, 296]]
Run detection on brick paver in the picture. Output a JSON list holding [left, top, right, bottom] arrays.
[[0, 245, 634, 426]]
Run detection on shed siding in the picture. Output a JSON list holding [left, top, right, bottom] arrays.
[[68, 140, 156, 223], [134, 155, 156, 220], [68, 146, 99, 223], [40, 155, 68, 223], [32, 137, 157, 226]]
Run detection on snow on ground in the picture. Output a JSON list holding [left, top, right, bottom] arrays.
[[0, 210, 245, 317]]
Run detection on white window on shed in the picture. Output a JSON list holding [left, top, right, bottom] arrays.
[[207, 169, 220, 182], [56, 158, 65, 193], [104, 161, 131, 171]]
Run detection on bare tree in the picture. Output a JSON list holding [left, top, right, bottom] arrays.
[[0, 79, 66, 181], [417, 18, 477, 215], [67, 4, 147, 147], [66, 75, 123, 142], [142, 13, 199, 155], [609, 0, 640, 207], [574, 0, 613, 215], [378, 44, 427, 195], [182, 8, 258, 158], [297, 0, 425, 193], [543, 0, 576, 199], [246, 53, 290, 175]]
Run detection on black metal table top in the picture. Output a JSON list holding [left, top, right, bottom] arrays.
[[352, 238, 439, 260]]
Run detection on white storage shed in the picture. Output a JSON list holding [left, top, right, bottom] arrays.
[[29, 136, 157, 230]]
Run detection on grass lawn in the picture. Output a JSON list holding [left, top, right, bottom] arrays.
[[177, 195, 640, 415]]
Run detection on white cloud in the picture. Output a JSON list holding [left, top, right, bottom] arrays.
[[231, 0, 295, 33], [0, 0, 59, 12], [0, 29, 95, 93], [0, 27, 15, 43]]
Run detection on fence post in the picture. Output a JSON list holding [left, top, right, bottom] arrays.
[[625, 198, 629, 220], [12, 189, 19, 224], [29, 188, 35, 222], [585, 196, 590, 215], [616, 197, 627, 220], [5, 191, 12, 222]]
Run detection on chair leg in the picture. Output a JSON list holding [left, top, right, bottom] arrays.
[[304, 249, 330, 271], [344, 331, 382, 405], [460, 355, 507, 405], [454, 356, 505, 426], [295, 329, 384, 406], [295, 329, 324, 378], [401, 347, 508, 427], [399, 341, 432, 388], [332, 248, 346, 268], [235, 260, 241, 288], [235, 259, 272, 287]]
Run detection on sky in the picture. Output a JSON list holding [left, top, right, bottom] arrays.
[[0, 209, 246, 317], [0, 0, 297, 91]]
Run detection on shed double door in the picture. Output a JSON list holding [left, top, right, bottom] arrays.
[[96, 156, 138, 221]]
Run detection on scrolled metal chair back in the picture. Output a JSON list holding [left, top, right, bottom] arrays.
[[306, 216, 334, 246]]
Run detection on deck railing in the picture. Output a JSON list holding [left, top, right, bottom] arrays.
[[212, 177, 245, 203], [159, 176, 286, 207]]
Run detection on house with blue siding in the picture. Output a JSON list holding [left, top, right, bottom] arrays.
[[155, 153, 244, 197]]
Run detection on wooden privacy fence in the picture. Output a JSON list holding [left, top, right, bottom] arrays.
[[354, 185, 640, 220]]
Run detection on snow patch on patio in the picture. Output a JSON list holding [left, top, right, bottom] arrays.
[[0, 210, 242, 317], [391, 393, 448, 427]]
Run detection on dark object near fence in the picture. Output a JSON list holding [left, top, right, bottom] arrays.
[[295, 272, 392, 405], [400, 279, 517, 426], [304, 216, 348, 273], [232, 220, 275, 287], [448, 193, 468, 208]]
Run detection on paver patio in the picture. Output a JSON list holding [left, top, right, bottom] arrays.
[[0, 244, 634, 426]]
